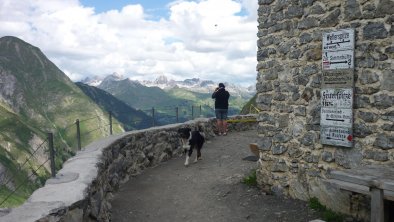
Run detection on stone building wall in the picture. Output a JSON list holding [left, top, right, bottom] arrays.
[[255, 0, 393, 220]]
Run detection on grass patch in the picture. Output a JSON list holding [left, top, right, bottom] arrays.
[[0, 186, 31, 207], [242, 170, 257, 186], [309, 197, 346, 222]]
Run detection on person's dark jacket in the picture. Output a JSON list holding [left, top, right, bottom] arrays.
[[212, 88, 230, 109]]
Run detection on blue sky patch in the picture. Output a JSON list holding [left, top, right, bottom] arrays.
[[80, 0, 171, 19]]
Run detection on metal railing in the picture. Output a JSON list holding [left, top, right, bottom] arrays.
[[0, 103, 241, 207]]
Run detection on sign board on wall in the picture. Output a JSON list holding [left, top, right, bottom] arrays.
[[321, 70, 354, 87], [321, 108, 353, 127], [321, 126, 353, 147], [322, 29, 355, 51], [320, 28, 355, 148], [322, 50, 354, 70], [321, 88, 353, 127]]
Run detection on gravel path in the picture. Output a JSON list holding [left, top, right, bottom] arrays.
[[110, 130, 323, 222]]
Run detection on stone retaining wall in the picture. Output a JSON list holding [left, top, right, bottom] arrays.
[[1, 115, 256, 222], [256, 0, 393, 220]]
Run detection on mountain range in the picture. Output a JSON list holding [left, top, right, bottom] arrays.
[[142, 75, 255, 100], [82, 73, 255, 124], [95, 74, 187, 110], [83, 73, 255, 101]]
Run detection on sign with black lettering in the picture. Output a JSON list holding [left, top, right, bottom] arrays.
[[320, 88, 353, 147], [322, 50, 354, 70], [323, 29, 354, 51], [321, 88, 353, 109], [322, 70, 354, 87], [321, 29, 354, 148], [321, 107, 352, 127], [321, 88, 353, 128], [321, 126, 353, 147]]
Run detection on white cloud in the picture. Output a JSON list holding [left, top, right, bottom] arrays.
[[0, 0, 258, 86]]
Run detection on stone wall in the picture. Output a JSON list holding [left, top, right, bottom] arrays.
[[255, 0, 393, 220], [0, 115, 257, 222]]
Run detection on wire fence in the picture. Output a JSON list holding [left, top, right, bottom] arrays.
[[0, 103, 241, 207]]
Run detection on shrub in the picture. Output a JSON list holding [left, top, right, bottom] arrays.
[[242, 170, 257, 186]]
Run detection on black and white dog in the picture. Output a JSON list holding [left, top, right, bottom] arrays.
[[177, 126, 205, 166]]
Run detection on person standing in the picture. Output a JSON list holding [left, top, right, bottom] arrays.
[[212, 83, 230, 135]]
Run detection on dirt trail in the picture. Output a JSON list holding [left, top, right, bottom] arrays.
[[110, 130, 323, 222]]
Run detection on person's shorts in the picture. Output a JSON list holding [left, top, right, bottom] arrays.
[[215, 109, 228, 120]]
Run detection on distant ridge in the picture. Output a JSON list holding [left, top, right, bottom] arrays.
[[81, 74, 254, 123], [83, 74, 255, 98], [96, 74, 187, 110], [76, 82, 153, 130]]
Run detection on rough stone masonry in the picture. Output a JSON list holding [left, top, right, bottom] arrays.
[[0, 116, 256, 222], [255, 0, 393, 220]]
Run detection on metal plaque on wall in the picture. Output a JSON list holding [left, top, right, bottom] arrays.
[[321, 88, 353, 128], [321, 126, 353, 147], [320, 28, 355, 148], [322, 29, 355, 51], [321, 69, 354, 88], [322, 50, 354, 70]]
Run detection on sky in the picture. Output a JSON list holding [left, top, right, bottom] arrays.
[[0, 0, 259, 86]]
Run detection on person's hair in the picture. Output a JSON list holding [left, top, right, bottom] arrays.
[[219, 83, 225, 88]]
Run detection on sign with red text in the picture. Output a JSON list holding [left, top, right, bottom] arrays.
[[322, 50, 354, 70]]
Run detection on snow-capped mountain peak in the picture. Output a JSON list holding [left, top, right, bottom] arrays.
[[140, 75, 255, 98], [81, 75, 102, 86], [81, 72, 124, 86], [82, 74, 255, 99], [153, 75, 168, 85]]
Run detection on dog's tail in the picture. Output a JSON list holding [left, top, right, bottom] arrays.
[[197, 125, 205, 142]]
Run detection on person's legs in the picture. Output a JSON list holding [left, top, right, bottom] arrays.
[[216, 119, 223, 135], [215, 109, 223, 135], [223, 120, 227, 135], [222, 109, 228, 135]]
